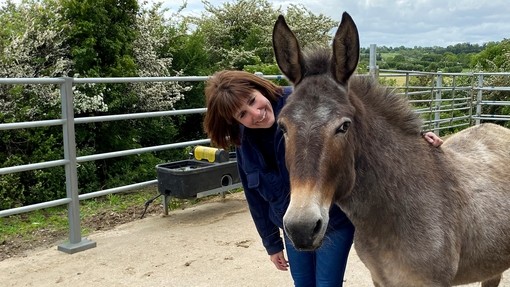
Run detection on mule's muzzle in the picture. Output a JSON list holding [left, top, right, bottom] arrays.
[[284, 218, 324, 251]]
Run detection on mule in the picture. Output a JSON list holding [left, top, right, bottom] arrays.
[[273, 12, 510, 287]]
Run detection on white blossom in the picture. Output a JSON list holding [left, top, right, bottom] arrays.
[[131, 1, 191, 111], [0, 0, 72, 119]]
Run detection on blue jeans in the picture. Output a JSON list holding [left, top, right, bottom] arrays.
[[284, 222, 355, 287]]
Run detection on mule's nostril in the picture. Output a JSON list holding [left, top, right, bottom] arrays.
[[313, 219, 322, 236]]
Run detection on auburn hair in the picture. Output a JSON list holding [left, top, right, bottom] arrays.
[[204, 70, 283, 149]]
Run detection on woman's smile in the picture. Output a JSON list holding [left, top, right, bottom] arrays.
[[256, 109, 267, 124], [236, 90, 275, 129]]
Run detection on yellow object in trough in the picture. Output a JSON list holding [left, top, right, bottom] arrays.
[[193, 146, 229, 163]]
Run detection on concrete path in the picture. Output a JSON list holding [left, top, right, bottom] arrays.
[[0, 193, 507, 286]]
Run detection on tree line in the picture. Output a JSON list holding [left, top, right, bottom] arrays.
[[359, 41, 510, 73], [0, 0, 508, 209]]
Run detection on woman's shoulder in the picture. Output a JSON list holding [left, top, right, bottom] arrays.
[[273, 86, 292, 117], [282, 86, 293, 97]]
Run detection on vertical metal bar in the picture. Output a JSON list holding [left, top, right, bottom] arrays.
[[405, 72, 410, 98], [450, 76, 456, 126], [467, 74, 475, 126], [434, 72, 442, 135], [163, 195, 169, 216], [369, 44, 378, 79], [476, 74, 483, 125], [58, 77, 96, 253]]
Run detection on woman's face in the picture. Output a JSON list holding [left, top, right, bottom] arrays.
[[234, 89, 275, 129]]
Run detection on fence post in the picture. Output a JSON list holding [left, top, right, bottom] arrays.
[[369, 44, 378, 79], [57, 77, 96, 254], [434, 72, 442, 135], [475, 74, 483, 125], [404, 72, 410, 98]]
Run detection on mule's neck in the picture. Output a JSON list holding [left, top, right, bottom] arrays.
[[342, 79, 455, 225]]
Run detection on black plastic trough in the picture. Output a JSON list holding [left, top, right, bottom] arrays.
[[156, 156, 241, 214]]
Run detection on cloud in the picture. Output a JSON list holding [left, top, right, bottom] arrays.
[[162, 0, 510, 47]]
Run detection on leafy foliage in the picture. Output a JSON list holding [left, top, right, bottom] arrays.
[[471, 39, 510, 128], [0, 0, 190, 208], [191, 0, 278, 70], [0, 0, 70, 121], [192, 0, 337, 70], [0, 0, 72, 208], [132, 1, 191, 112]]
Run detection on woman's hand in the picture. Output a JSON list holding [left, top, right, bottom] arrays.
[[270, 251, 289, 271], [422, 131, 444, 147]]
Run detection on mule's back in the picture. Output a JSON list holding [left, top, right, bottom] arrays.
[[441, 123, 510, 285], [442, 123, 510, 190]]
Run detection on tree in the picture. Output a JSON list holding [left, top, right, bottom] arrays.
[[0, 0, 75, 208], [192, 0, 337, 70], [0, 0, 71, 121], [62, 0, 138, 77], [281, 4, 337, 48], [132, 1, 197, 164], [191, 0, 278, 70], [0, 0, 195, 207], [472, 39, 510, 128], [471, 40, 510, 70], [132, 1, 191, 112]]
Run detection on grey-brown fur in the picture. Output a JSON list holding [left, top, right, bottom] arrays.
[[273, 12, 510, 287]]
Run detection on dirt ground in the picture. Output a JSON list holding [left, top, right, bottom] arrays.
[[0, 192, 508, 287]]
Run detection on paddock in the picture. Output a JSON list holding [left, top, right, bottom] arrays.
[[0, 192, 507, 287]]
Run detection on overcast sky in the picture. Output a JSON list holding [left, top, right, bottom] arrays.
[[164, 0, 509, 48]]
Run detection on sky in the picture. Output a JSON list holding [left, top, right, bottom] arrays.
[[163, 0, 510, 48]]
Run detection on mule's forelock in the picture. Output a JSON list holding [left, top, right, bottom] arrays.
[[302, 47, 332, 77]]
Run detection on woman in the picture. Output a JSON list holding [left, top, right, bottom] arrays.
[[203, 70, 442, 286]]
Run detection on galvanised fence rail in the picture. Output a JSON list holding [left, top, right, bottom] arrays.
[[1, 70, 509, 254], [377, 70, 510, 133], [0, 76, 211, 253]]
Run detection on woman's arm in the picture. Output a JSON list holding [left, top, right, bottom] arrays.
[[236, 149, 284, 256]]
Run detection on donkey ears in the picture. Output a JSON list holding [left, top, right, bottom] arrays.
[[272, 12, 360, 86], [331, 12, 360, 86], [272, 15, 305, 85]]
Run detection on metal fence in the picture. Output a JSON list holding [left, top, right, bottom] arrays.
[[0, 76, 211, 253], [1, 70, 509, 254], [377, 70, 510, 133]]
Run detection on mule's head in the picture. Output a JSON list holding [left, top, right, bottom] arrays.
[[273, 12, 359, 250]]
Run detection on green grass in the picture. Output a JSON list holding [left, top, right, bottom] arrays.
[[0, 187, 200, 243], [1, 186, 243, 259], [0, 206, 68, 241], [381, 52, 399, 60]]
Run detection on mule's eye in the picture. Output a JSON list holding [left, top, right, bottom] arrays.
[[335, 120, 351, 134]]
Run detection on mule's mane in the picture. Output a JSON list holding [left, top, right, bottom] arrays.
[[351, 76, 423, 136], [302, 46, 422, 136]]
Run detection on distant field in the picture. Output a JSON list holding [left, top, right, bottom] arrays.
[[379, 75, 407, 86], [381, 52, 399, 60]]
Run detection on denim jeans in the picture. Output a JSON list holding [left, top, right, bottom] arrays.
[[284, 221, 355, 287]]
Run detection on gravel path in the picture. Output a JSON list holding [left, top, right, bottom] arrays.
[[0, 193, 507, 287]]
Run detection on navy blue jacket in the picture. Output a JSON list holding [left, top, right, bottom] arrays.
[[236, 87, 352, 255]]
